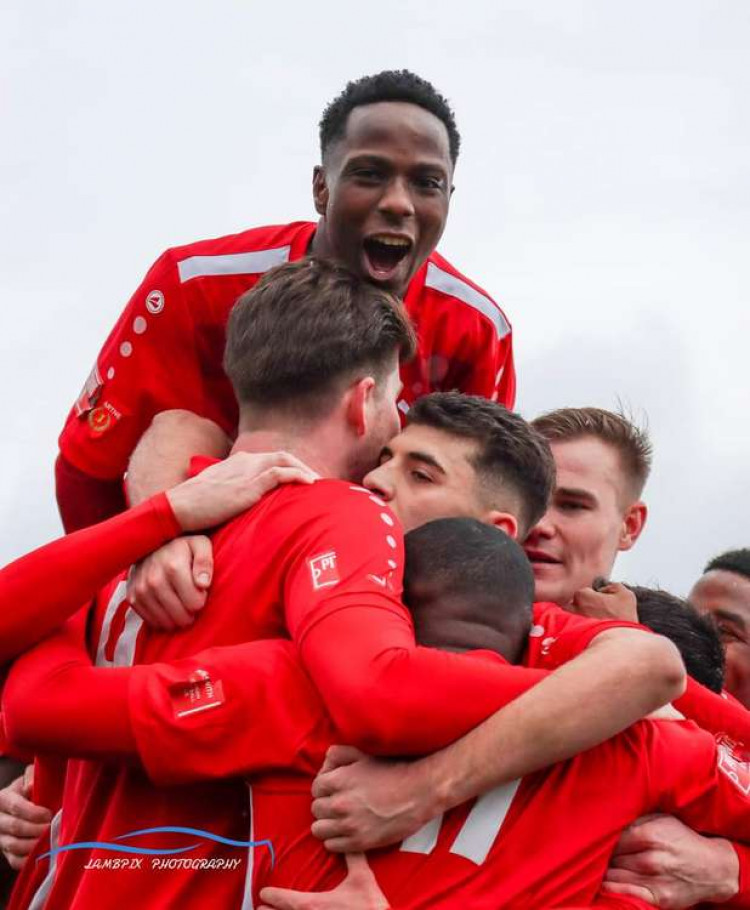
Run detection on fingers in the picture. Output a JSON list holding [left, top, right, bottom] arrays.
[[320, 745, 365, 775], [128, 539, 210, 630], [188, 535, 214, 590], [601, 880, 658, 905], [258, 886, 310, 910], [0, 775, 52, 825], [0, 774, 51, 871]]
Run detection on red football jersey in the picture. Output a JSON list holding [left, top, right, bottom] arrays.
[[59, 221, 515, 480], [23, 480, 567, 909]]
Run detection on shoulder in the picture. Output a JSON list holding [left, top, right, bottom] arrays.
[[160, 221, 315, 284], [415, 250, 512, 340]]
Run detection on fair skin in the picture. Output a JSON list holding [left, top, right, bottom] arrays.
[[524, 437, 647, 607], [690, 568, 750, 709]]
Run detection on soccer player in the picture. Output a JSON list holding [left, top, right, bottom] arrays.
[[690, 548, 750, 709], [56, 70, 516, 532], [2, 260, 683, 909]]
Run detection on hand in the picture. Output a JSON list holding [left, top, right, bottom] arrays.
[[258, 854, 389, 910], [602, 814, 740, 908], [0, 768, 52, 871], [127, 536, 214, 631], [166, 450, 320, 532], [571, 583, 638, 623], [311, 746, 434, 852]]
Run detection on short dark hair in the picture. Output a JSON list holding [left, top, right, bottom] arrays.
[[319, 70, 461, 164], [631, 585, 725, 693], [224, 257, 417, 418], [407, 392, 555, 537], [532, 407, 652, 500], [404, 518, 534, 661], [705, 548, 750, 582]]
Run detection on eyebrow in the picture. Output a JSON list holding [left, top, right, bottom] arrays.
[[344, 153, 449, 179], [555, 486, 598, 504]]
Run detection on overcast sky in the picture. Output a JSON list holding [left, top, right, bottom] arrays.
[[1, 0, 748, 596]]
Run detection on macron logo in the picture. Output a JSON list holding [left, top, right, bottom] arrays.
[[309, 551, 339, 590]]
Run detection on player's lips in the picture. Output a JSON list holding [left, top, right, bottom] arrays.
[[524, 548, 563, 568], [362, 233, 414, 284]]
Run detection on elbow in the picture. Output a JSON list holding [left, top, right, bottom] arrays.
[[638, 633, 687, 705]]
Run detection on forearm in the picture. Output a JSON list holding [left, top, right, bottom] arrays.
[[3, 619, 136, 758], [300, 607, 547, 755], [55, 453, 127, 532], [676, 678, 750, 744], [126, 410, 230, 505], [0, 493, 180, 663], [406, 630, 686, 813]]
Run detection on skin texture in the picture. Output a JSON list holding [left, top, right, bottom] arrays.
[[690, 569, 750, 709], [523, 437, 647, 606], [311, 101, 453, 294], [363, 423, 518, 537]]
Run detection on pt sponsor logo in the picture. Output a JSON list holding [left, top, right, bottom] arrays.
[[308, 551, 339, 590]]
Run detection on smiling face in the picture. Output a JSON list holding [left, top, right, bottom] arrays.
[[523, 437, 647, 606], [312, 101, 453, 294], [689, 569, 750, 708]]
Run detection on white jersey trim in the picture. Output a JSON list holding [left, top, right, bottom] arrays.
[[28, 810, 62, 910], [177, 246, 291, 283], [425, 262, 510, 339]]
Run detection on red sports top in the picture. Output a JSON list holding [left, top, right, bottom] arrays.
[[58, 222, 515, 481]]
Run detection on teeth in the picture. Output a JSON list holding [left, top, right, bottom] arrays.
[[371, 236, 410, 247]]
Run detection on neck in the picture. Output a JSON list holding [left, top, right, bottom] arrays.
[[230, 424, 346, 481], [309, 218, 332, 259], [415, 618, 523, 665]]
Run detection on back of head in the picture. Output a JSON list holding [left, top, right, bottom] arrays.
[[632, 585, 725, 693], [404, 517, 534, 663], [407, 392, 555, 538], [224, 257, 417, 421], [704, 548, 750, 581], [532, 407, 652, 502], [319, 70, 461, 164]]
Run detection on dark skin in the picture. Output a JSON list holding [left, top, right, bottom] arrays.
[[690, 569, 750, 708], [310, 101, 454, 294]]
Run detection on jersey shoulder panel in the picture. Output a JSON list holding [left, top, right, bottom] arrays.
[[423, 250, 511, 340], [164, 221, 316, 284]]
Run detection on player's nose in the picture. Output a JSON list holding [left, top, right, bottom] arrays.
[[362, 464, 393, 501], [378, 177, 415, 221], [526, 513, 555, 542]]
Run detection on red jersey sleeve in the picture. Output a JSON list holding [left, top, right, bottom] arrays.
[[129, 640, 334, 785], [525, 602, 643, 669], [447, 304, 515, 408], [0, 493, 180, 663], [724, 843, 750, 909], [282, 484, 548, 754], [58, 250, 202, 481], [647, 721, 750, 844], [675, 678, 750, 745]]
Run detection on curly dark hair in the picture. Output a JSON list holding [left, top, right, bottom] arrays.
[[704, 548, 750, 581], [319, 70, 460, 164]]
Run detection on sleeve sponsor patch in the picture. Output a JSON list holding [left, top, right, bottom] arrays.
[[169, 670, 226, 719], [717, 735, 750, 796], [308, 551, 340, 591]]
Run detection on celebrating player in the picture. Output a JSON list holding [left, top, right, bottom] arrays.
[[1, 260, 683, 909], [56, 70, 515, 532]]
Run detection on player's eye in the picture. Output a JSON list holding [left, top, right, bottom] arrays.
[[718, 624, 742, 643], [411, 470, 433, 483], [558, 500, 588, 512], [414, 174, 444, 191], [353, 168, 384, 183]]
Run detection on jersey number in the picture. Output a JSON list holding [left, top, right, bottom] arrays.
[[400, 779, 521, 866]]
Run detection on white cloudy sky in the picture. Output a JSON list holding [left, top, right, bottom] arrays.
[[1, 0, 748, 596]]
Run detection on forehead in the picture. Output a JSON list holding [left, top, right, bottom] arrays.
[[334, 101, 452, 167], [690, 570, 750, 618], [392, 423, 478, 470], [551, 437, 627, 502]]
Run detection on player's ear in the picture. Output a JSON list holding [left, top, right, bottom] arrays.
[[345, 377, 376, 437], [313, 165, 329, 216], [618, 500, 647, 552], [486, 510, 519, 541]]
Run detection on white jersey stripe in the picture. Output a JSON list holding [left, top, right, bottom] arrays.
[[425, 262, 510, 339], [400, 813, 444, 855], [94, 581, 129, 667], [177, 246, 291, 283], [28, 810, 62, 910], [240, 784, 255, 910], [112, 608, 144, 667], [449, 779, 521, 864]]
